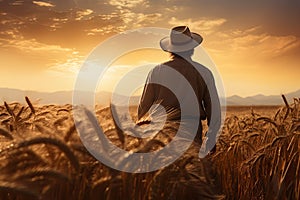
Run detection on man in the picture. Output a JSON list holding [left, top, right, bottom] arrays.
[[138, 26, 221, 157]]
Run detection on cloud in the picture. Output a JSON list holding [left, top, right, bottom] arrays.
[[0, 24, 84, 76], [120, 11, 162, 27], [10, 1, 24, 6], [199, 26, 300, 97], [86, 25, 116, 36], [0, 0, 164, 51], [97, 13, 119, 20], [107, 0, 164, 31], [206, 27, 300, 61], [0, 1, 120, 51], [169, 0, 300, 37], [52, 18, 68, 22], [1, 32, 70, 53], [105, 8, 162, 31], [168, 17, 226, 34], [46, 54, 84, 76], [232, 34, 299, 56], [76, 9, 93, 20], [19, 39, 68, 52], [33, 1, 55, 7], [109, 0, 148, 9], [42, 0, 77, 10], [0, 29, 82, 71]]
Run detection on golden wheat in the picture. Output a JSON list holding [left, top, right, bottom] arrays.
[[0, 95, 299, 199]]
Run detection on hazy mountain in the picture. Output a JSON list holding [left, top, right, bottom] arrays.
[[226, 89, 300, 105], [0, 88, 140, 106], [0, 88, 299, 106], [0, 88, 73, 105]]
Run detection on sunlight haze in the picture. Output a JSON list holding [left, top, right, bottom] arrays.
[[0, 0, 299, 97]]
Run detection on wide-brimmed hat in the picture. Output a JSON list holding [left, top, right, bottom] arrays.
[[160, 26, 203, 52]]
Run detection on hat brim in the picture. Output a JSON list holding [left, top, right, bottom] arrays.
[[160, 32, 203, 53]]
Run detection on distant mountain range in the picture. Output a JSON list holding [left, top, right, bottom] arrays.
[[0, 88, 299, 106], [0, 88, 139, 106], [226, 89, 300, 105]]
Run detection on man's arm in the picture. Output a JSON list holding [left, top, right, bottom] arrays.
[[138, 72, 156, 120], [200, 71, 221, 157]]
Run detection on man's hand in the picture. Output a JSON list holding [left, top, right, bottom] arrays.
[[198, 137, 216, 158]]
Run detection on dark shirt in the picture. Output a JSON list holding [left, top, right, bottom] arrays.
[[138, 56, 221, 141]]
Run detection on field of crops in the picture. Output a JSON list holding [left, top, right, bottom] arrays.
[[0, 96, 299, 200]]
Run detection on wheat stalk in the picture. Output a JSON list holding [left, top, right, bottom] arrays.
[[0, 127, 13, 140], [0, 181, 39, 199], [25, 96, 35, 114], [17, 137, 79, 171]]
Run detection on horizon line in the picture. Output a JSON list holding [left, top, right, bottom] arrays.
[[0, 87, 299, 98]]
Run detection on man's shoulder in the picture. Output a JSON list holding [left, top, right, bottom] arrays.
[[157, 58, 190, 70], [191, 61, 213, 76], [151, 60, 172, 71], [191, 61, 210, 71], [153, 58, 213, 76], [158, 60, 174, 68]]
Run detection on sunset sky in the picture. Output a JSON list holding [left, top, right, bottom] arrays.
[[0, 0, 299, 97]]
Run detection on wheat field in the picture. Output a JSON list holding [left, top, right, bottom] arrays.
[[0, 96, 299, 200]]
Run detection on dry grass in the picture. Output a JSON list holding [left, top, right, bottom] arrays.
[[0, 97, 222, 200], [211, 96, 300, 200], [0, 96, 299, 199]]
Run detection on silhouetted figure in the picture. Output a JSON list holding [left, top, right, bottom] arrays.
[[138, 26, 221, 156]]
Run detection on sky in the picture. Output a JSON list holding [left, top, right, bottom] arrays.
[[0, 0, 300, 97]]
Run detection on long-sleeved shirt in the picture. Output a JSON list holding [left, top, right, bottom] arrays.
[[138, 56, 221, 141]]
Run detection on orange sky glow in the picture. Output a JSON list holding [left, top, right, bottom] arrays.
[[0, 0, 299, 97]]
